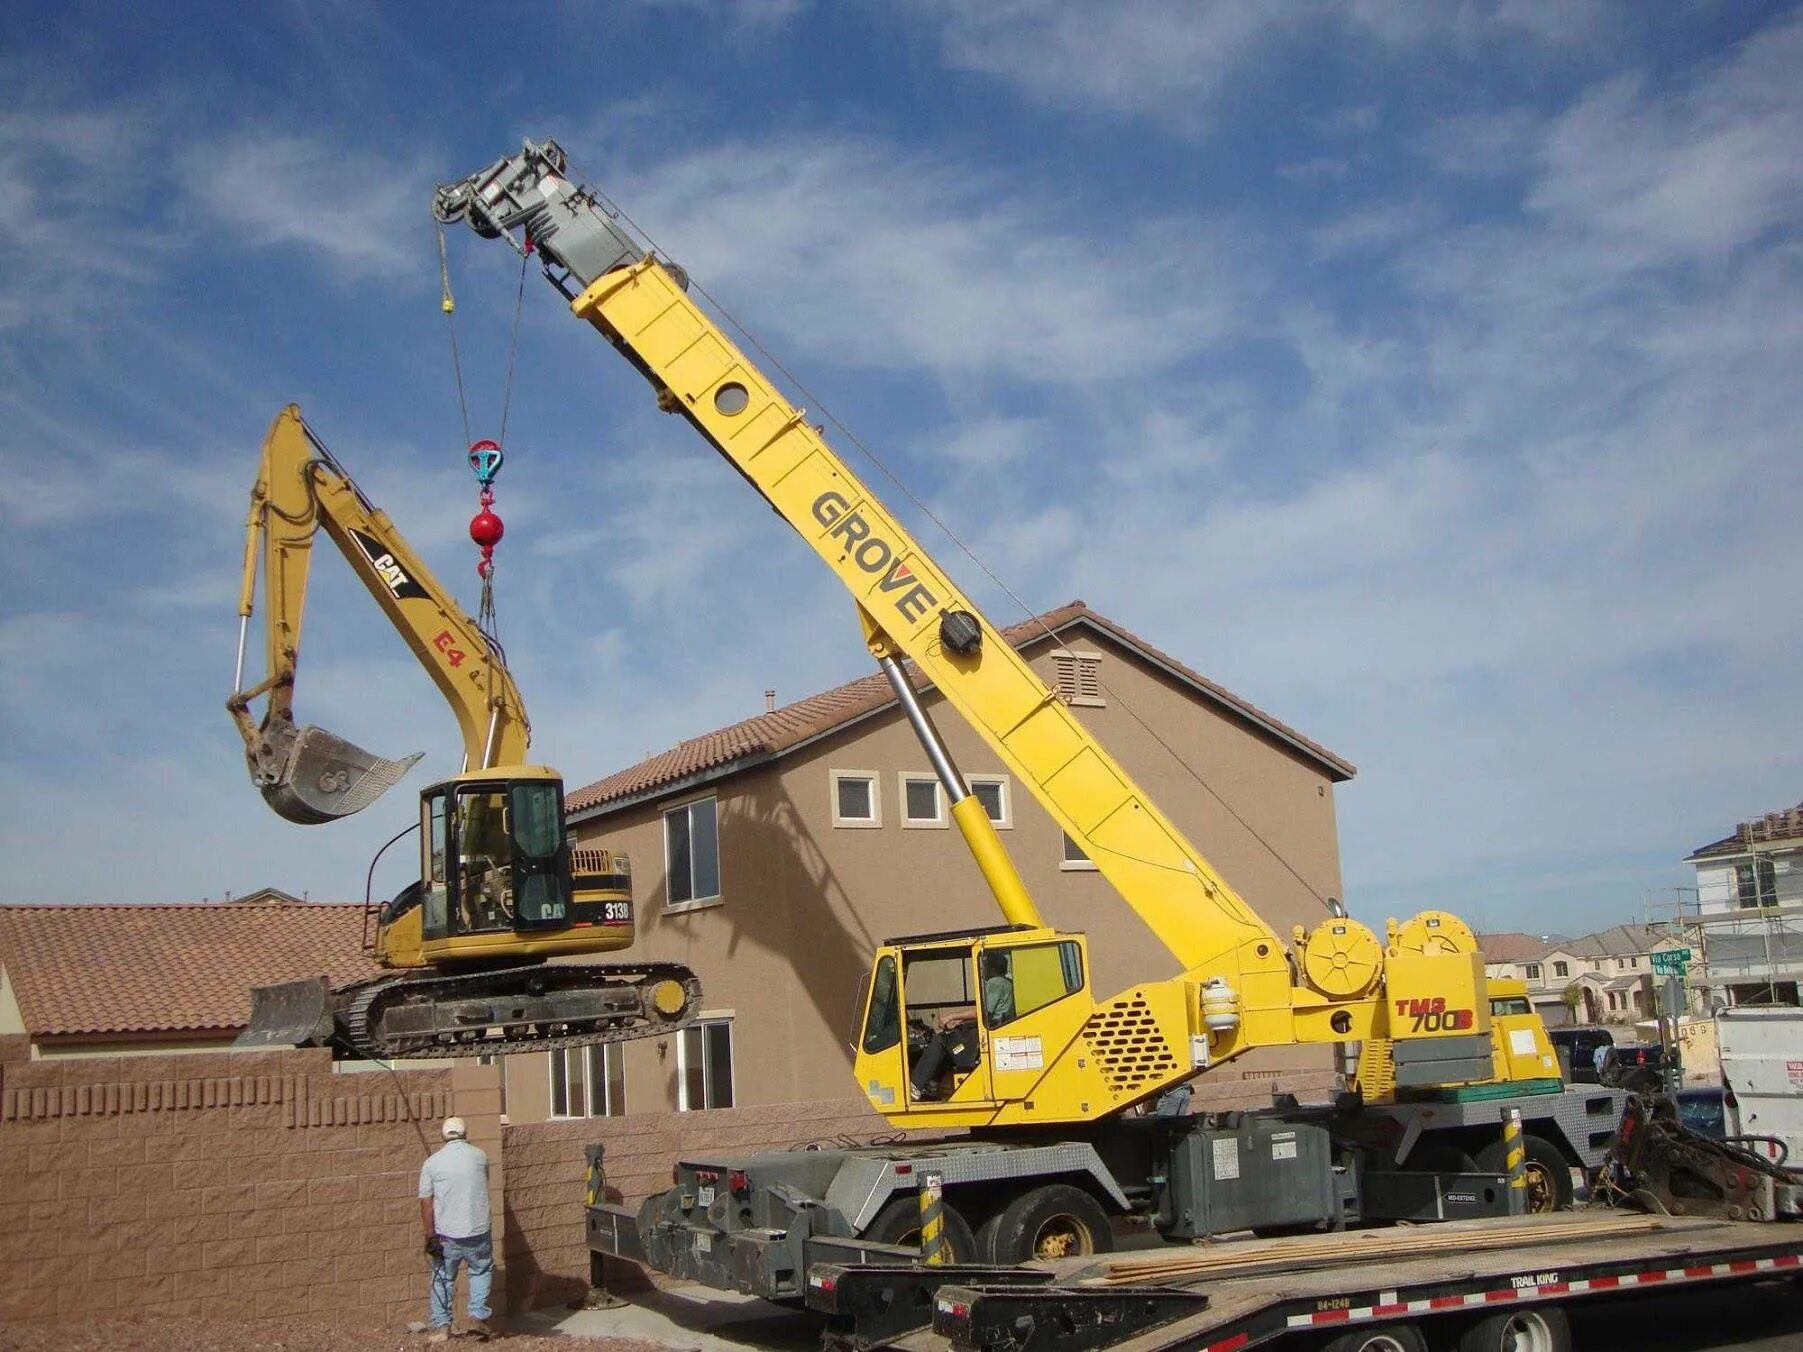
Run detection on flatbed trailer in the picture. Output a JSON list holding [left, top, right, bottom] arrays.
[[806, 1212, 1803, 1352]]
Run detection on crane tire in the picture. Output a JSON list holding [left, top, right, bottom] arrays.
[[1316, 1324, 1427, 1352], [1473, 1132, 1574, 1213], [981, 1183, 1114, 1265], [863, 1194, 978, 1264], [1455, 1305, 1572, 1352]]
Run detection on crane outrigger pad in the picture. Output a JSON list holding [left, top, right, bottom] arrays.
[[254, 723, 423, 825], [237, 961, 701, 1061]]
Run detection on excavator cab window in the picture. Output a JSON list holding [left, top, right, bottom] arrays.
[[422, 790, 452, 940], [507, 780, 569, 929], [453, 787, 517, 934]]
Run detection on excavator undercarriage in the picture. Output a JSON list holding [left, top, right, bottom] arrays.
[[239, 960, 701, 1061]]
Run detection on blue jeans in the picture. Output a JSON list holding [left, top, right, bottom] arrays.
[[429, 1231, 493, 1328]]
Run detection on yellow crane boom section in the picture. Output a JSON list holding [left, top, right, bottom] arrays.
[[574, 260, 1272, 981]]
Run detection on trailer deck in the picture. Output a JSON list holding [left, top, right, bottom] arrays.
[[808, 1212, 1803, 1350]]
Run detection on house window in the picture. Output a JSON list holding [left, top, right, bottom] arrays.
[[1607, 991, 1620, 1013], [1553, 961, 1570, 979], [677, 1018, 734, 1111], [550, 1043, 625, 1118], [1736, 859, 1778, 908], [1524, 963, 1542, 981], [831, 771, 881, 828], [1060, 833, 1097, 872], [900, 774, 946, 828], [969, 776, 1011, 828], [1052, 651, 1104, 707], [664, 797, 720, 908]]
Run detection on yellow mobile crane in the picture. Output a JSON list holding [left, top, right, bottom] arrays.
[[434, 144, 1610, 1274], [229, 405, 698, 1059]]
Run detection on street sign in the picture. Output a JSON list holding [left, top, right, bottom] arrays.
[[1651, 948, 1692, 976]]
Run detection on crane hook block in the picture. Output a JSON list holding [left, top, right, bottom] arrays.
[[468, 440, 504, 486]]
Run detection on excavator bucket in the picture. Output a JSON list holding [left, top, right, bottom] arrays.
[[236, 977, 339, 1050], [253, 722, 423, 825]]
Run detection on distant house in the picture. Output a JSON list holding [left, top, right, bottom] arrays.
[[1684, 803, 1803, 1007], [501, 602, 1356, 1124], [1478, 925, 1680, 1027], [0, 900, 373, 1058]]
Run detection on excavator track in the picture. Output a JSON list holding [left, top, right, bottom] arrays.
[[243, 961, 701, 1061]]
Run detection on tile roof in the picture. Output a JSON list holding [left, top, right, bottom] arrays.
[[568, 601, 1354, 816], [1687, 802, 1803, 860], [0, 902, 377, 1038], [1475, 932, 1551, 963]]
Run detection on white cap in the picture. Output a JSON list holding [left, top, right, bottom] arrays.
[[442, 1116, 467, 1139]]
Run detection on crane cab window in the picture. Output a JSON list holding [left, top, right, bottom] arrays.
[[859, 957, 901, 1054], [900, 948, 984, 1098], [983, 942, 1083, 1030]]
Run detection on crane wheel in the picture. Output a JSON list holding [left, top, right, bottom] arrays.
[[863, 1195, 977, 1264], [1474, 1133, 1573, 1213], [980, 1184, 1113, 1265]]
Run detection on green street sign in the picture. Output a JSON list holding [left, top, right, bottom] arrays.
[[1651, 948, 1692, 976]]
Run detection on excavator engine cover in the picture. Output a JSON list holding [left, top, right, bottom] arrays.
[[251, 719, 423, 825]]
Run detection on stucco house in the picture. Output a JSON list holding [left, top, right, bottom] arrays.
[[497, 602, 1356, 1124], [1684, 803, 1803, 1008]]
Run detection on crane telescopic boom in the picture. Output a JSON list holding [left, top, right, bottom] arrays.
[[435, 141, 1498, 1127]]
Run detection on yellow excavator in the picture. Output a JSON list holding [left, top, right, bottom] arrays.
[[228, 405, 698, 1059], [433, 141, 1564, 1125]]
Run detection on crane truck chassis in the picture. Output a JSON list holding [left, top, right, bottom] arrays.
[[580, 1095, 1803, 1351], [582, 1081, 1631, 1300]]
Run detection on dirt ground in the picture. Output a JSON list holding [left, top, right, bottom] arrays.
[[0, 1318, 665, 1352]]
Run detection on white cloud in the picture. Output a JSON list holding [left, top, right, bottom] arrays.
[[177, 132, 436, 279]]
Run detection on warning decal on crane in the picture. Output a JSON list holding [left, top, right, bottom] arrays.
[[994, 1036, 1044, 1072]]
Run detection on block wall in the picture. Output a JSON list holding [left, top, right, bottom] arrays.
[[0, 1047, 455, 1329]]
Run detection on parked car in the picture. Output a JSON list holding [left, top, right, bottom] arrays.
[[1549, 1026, 1614, 1084]]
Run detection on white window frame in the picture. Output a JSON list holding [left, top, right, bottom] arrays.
[[899, 773, 948, 829], [663, 794, 722, 913], [830, 770, 882, 828], [1059, 832, 1098, 872], [1553, 960, 1570, 979], [676, 1013, 736, 1112], [548, 1042, 626, 1120], [1524, 963, 1541, 981], [967, 775, 1012, 829]]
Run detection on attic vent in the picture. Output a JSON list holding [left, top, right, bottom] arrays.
[[1052, 651, 1104, 707]]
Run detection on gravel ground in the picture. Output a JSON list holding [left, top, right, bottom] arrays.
[[0, 1318, 665, 1352]]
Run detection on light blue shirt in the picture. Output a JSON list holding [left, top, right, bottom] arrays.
[[418, 1138, 491, 1240]]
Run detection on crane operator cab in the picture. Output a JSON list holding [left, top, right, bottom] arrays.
[[856, 926, 1091, 1118], [373, 766, 638, 969]]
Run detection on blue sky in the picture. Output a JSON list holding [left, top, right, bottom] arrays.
[[2, 1, 1799, 940]]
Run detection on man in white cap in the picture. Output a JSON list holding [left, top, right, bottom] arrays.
[[419, 1115, 492, 1342]]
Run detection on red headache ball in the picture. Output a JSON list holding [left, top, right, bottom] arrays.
[[469, 509, 505, 548]]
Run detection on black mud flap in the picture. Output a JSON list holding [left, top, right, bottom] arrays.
[[236, 977, 337, 1049]]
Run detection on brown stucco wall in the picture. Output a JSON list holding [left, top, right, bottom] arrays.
[[0, 1048, 460, 1329], [555, 626, 1344, 1119]]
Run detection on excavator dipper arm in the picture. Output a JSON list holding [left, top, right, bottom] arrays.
[[228, 406, 529, 822]]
